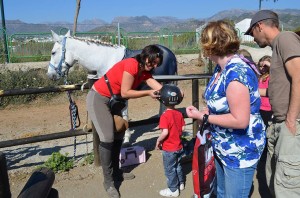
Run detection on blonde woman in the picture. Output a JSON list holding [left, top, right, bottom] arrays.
[[186, 20, 265, 197]]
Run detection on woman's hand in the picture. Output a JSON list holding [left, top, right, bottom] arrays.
[[186, 106, 202, 120], [261, 60, 271, 67], [149, 90, 160, 99], [186, 106, 209, 121]]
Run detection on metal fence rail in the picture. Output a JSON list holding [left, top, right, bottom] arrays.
[[0, 74, 212, 149], [4, 29, 201, 63], [2, 26, 259, 64]]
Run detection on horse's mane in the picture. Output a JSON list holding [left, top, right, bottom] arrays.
[[72, 36, 121, 48]]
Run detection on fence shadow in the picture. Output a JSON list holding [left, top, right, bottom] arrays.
[[2, 140, 92, 171]]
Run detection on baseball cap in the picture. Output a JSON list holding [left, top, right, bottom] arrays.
[[245, 10, 278, 35]]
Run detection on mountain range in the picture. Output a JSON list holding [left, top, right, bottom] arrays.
[[3, 9, 300, 35]]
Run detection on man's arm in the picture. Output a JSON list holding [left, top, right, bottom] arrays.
[[285, 57, 300, 134]]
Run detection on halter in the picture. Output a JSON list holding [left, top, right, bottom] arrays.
[[49, 36, 80, 159], [48, 36, 72, 77]]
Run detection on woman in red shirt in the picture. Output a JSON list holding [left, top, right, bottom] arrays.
[[257, 55, 273, 198], [87, 45, 163, 198], [258, 55, 272, 127]]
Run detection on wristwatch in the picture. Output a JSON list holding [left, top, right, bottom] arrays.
[[203, 114, 209, 124]]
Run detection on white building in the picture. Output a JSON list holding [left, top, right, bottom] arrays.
[[235, 18, 254, 43], [196, 19, 255, 43]]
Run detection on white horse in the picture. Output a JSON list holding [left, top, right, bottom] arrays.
[[47, 30, 177, 144], [47, 30, 126, 80]]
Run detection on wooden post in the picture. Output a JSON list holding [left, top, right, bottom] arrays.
[[0, 152, 11, 198], [192, 79, 199, 137], [87, 71, 101, 167], [0, 0, 9, 63]]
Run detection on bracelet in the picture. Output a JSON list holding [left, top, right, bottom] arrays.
[[203, 114, 209, 124]]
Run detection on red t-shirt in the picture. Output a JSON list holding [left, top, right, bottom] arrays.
[[159, 109, 185, 152], [259, 76, 271, 111], [94, 58, 152, 97]]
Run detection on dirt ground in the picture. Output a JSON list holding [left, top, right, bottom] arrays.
[[0, 54, 263, 198]]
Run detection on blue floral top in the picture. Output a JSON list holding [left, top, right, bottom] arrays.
[[204, 55, 266, 168]]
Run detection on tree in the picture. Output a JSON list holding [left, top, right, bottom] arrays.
[[73, 0, 81, 36], [259, 0, 279, 10]]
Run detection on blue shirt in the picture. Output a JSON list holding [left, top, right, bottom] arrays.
[[204, 55, 266, 168]]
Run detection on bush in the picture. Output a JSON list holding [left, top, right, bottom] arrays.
[[39, 152, 74, 173], [81, 152, 94, 166], [0, 68, 88, 107]]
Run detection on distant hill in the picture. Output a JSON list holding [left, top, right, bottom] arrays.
[[3, 20, 65, 35], [208, 9, 300, 30], [90, 16, 205, 32], [3, 19, 107, 35], [2, 9, 300, 35]]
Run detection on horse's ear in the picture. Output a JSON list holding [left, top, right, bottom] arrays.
[[51, 30, 60, 42], [65, 30, 71, 37]]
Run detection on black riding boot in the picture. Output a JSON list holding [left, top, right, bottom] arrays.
[[112, 140, 135, 181], [99, 141, 120, 198]]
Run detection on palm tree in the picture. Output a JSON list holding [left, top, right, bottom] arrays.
[[73, 0, 81, 36], [259, 0, 279, 10]]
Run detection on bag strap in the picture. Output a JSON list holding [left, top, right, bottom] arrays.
[[104, 74, 114, 97], [199, 114, 209, 136], [238, 54, 261, 75]]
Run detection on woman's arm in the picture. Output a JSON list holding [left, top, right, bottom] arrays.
[[145, 78, 163, 90], [209, 81, 250, 129], [120, 71, 159, 99]]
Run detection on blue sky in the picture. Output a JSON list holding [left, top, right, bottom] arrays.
[[4, 0, 300, 23]]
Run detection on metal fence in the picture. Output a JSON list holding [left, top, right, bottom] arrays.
[[1, 26, 258, 64], [4, 28, 201, 63]]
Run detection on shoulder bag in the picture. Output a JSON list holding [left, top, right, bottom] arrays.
[[192, 114, 216, 198], [104, 74, 127, 115], [104, 74, 128, 133]]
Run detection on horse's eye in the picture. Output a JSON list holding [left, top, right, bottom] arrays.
[[51, 52, 55, 55]]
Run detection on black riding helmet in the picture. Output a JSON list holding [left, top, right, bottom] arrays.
[[158, 84, 183, 106]]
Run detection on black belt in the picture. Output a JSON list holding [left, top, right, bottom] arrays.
[[272, 118, 284, 124]]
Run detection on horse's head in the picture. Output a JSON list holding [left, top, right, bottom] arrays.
[[47, 30, 76, 80]]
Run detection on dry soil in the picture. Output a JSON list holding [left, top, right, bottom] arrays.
[[0, 53, 267, 198]]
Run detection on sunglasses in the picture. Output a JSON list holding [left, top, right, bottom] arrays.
[[249, 23, 259, 37]]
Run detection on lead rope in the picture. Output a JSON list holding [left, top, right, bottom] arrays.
[[64, 77, 81, 160]]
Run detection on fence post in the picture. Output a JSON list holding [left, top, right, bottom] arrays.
[[0, 0, 9, 63], [192, 79, 199, 137], [87, 71, 101, 167], [0, 152, 11, 198]]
